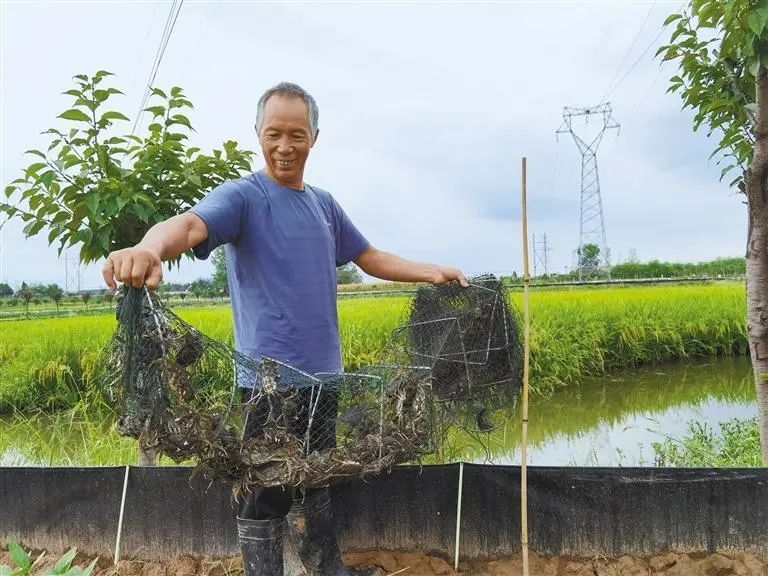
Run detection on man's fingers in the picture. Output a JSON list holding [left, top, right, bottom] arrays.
[[118, 254, 134, 287], [458, 272, 469, 288], [131, 256, 149, 288], [102, 258, 117, 291], [145, 262, 163, 291]]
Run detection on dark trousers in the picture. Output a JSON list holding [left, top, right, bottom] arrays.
[[237, 385, 338, 520]]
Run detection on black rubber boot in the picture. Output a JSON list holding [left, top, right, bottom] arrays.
[[237, 516, 285, 576], [286, 488, 382, 576]]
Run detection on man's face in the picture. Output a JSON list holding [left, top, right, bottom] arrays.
[[259, 94, 315, 189]]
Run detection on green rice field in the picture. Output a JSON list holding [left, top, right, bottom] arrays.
[[0, 282, 749, 413]]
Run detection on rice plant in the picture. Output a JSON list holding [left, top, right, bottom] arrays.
[[0, 283, 749, 413]]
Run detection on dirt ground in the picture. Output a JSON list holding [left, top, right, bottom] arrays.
[[1, 549, 767, 576]]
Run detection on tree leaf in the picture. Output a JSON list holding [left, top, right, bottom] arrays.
[[168, 114, 192, 130], [25, 162, 47, 176], [748, 8, 767, 36], [23, 220, 46, 236], [58, 109, 92, 123], [151, 87, 168, 99], [663, 13, 683, 26], [99, 111, 130, 123], [24, 149, 46, 159], [85, 194, 100, 216], [143, 106, 166, 118], [41, 171, 56, 189]]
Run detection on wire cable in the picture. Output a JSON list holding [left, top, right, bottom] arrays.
[[132, 0, 185, 135], [602, 1, 686, 104], [600, 2, 656, 104], [132, 0, 177, 134]]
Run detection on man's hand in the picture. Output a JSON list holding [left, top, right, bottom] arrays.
[[429, 265, 469, 288], [102, 246, 163, 291]]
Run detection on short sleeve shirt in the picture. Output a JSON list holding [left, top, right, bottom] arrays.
[[189, 170, 369, 380]]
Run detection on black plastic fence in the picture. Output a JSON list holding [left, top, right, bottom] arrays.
[[1, 465, 766, 561]]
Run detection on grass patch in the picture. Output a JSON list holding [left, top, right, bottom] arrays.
[[652, 418, 761, 467]]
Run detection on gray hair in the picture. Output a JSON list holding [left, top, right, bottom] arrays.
[[255, 82, 319, 138]]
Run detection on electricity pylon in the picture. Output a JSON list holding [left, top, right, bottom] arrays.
[[557, 103, 619, 281], [532, 233, 551, 277]]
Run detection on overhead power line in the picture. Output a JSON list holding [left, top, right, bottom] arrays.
[[602, 25, 667, 103], [600, 2, 656, 103], [131, 0, 185, 135]]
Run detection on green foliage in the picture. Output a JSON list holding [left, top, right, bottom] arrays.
[[337, 262, 363, 284], [577, 243, 600, 270], [1, 71, 255, 265], [0, 543, 96, 576], [0, 283, 12, 297], [46, 284, 64, 312], [657, 0, 758, 187], [652, 417, 761, 466], [188, 278, 214, 298], [612, 256, 745, 279], [211, 247, 228, 295]]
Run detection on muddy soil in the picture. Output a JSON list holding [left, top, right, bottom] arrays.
[[1, 549, 767, 576]]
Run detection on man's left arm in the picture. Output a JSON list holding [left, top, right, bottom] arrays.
[[355, 246, 469, 287]]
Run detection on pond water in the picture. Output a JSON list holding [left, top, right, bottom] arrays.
[[453, 356, 756, 466], [0, 357, 756, 467]]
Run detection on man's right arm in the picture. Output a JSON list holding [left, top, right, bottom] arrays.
[[102, 212, 208, 290]]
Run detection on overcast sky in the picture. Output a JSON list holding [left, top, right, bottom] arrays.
[[0, 0, 746, 290]]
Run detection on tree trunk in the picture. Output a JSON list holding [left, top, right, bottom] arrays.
[[746, 70, 768, 465]]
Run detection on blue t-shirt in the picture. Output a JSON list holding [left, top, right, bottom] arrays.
[[189, 170, 369, 381]]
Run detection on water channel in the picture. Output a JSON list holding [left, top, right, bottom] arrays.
[[0, 357, 756, 467]]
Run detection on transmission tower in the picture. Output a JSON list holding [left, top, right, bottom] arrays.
[[557, 103, 619, 281], [65, 253, 81, 293], [532, 233, 551, 277]]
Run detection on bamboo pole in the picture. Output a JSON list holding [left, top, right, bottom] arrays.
[[520, 157, 531, 576]]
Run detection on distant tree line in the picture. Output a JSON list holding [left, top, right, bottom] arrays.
[[503, 256, 746, 285], [610, 257, 744, 280]]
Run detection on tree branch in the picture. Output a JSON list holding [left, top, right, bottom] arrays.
[[724, 58, 757, 129], [0, 202, 56, 226]]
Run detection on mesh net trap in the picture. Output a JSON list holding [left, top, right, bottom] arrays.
[[95, 275, 522, 491]]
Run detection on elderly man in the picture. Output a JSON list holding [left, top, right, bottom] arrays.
[[103, 82, 467, 576]]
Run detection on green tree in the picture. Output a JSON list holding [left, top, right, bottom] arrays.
[[1, 70, 254, 267], [336, 262, 362, 284], [46, 283, 64, 312], [189, 278, 213, 299], [577, 243, 601, 272], [659, 0, 768, 462], [17, 284, 33, 318], [211, 247, 228, 295], [81, 293, 91, 309], [0, 283, 12, 297]]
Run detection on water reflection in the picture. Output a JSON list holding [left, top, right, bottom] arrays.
[[443, 357, 756, 466]]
